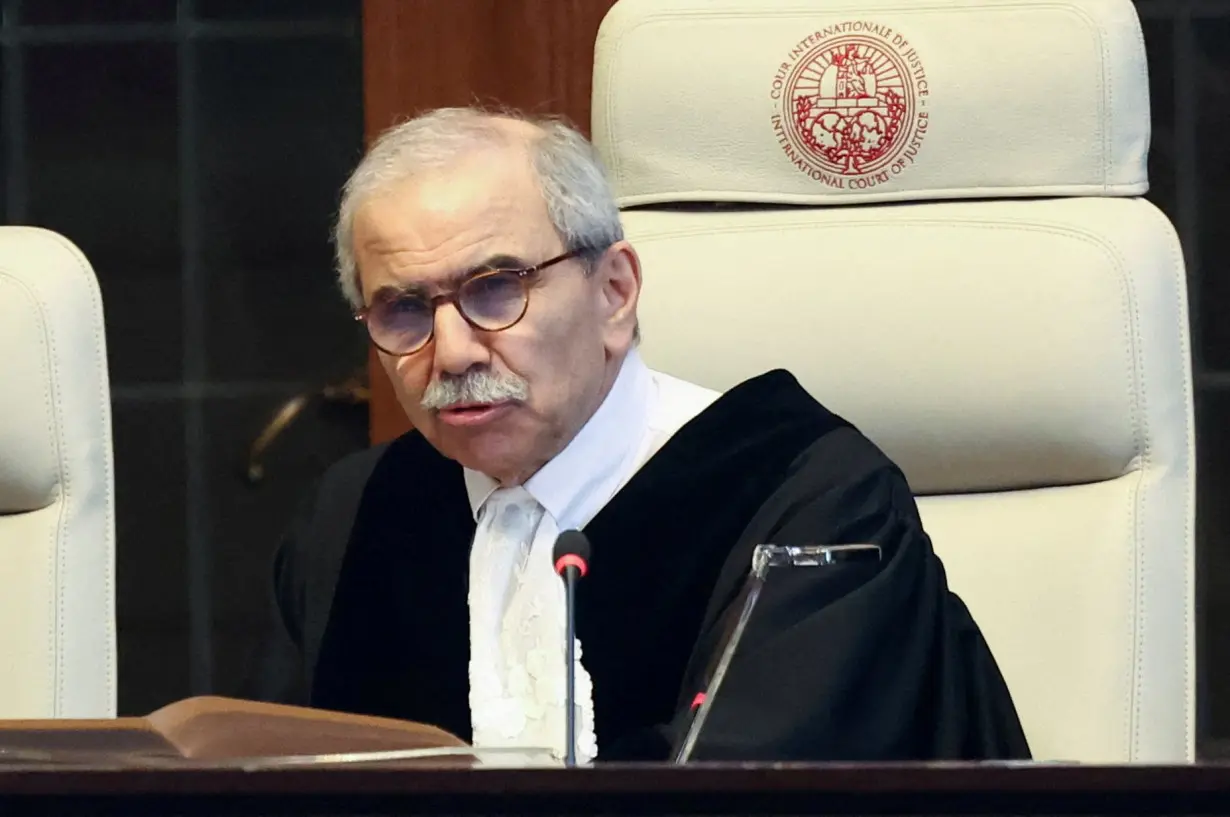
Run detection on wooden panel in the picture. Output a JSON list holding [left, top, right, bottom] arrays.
[[362, 0, 620, 444]]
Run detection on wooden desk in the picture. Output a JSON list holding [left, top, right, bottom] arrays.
[[3, 763, 1230, 817]]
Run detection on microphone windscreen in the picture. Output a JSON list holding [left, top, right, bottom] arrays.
[[552, 529, 592, 565]]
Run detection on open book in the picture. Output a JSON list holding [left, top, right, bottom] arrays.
[[0, 696, 556, 770]]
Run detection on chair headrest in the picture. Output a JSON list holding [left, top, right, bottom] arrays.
[[0, 227, 112, 514], [592, 0, 1149, 207]]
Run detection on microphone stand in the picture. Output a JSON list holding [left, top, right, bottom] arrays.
[[553, 530, 590, 768], [564, 567, 578, 767]]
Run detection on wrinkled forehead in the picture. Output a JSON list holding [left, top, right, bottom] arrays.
[[387, 147, 550, 234], [353, 148, 559, 292]]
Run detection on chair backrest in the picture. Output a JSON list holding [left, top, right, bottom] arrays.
[[0, 226, 117, 717], [592, 0, 1195, 762]]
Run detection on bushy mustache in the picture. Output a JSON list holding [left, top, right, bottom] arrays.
[[420, 369, 530, 411]]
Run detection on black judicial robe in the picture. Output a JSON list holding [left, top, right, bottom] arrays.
[[241, 369, 1030, 761]]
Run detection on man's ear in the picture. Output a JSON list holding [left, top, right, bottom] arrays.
[[597, 240, 641, 354]]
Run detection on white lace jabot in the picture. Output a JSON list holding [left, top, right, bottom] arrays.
[[464, 349, 720, 763], [466, 486, 598, 761]]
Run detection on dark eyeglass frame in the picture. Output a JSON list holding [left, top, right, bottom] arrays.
[[354, 248, 590, 357]]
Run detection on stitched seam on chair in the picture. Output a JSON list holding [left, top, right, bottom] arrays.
[[1145, 204, 1197, 760], [1122, 51, 1192, 762], [34, 232, 73, 720], [1118, 203, 1198, 757], [0, 266, 61, 717], [1061, 2, 1113, 188], [40, 227, 118, 717], [1126, 7, 1151, 195], [600, 20, 641, 187], [616, 182, 1150, 208], [1099, 8, 1113, 189], [26, 233, 71, 719], [1073, 4, 1159, 758], [1117, 237, 1146, 766]]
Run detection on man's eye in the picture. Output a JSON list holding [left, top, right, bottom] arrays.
[[388, 296, 430, 314]]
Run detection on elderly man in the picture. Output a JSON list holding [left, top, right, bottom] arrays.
[[243, 107, 1029, 763]]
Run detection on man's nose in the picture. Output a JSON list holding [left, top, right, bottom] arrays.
[[432, 302, 490, 375]]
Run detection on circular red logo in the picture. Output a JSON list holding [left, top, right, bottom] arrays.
[[770, 23, 930, 188]]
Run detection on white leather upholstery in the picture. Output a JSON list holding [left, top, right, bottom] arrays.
[[0, 226, 117, 717], [593, 0, 1195, 762]]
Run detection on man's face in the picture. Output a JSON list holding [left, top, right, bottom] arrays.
[[351, 144, 639, 484]]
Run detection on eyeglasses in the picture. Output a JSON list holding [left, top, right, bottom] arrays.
[[355, 249, 588, 357]]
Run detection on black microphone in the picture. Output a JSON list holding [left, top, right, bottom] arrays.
[[552, 529, 591, 767]]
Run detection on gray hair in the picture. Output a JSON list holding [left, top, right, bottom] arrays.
[[333, 107, 625, 310]]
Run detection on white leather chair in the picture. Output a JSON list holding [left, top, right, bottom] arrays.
[[592, 0, 1195, 762], [0, 226, 117, 717]]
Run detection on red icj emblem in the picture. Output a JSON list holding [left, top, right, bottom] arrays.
[[771, 23, 929, 188]]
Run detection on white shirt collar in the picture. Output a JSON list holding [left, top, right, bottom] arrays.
[[463, 349, 653, 527]]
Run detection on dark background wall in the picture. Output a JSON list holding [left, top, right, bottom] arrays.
[[5, 0, 1230, 755], [0, 0, 369, 715]]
